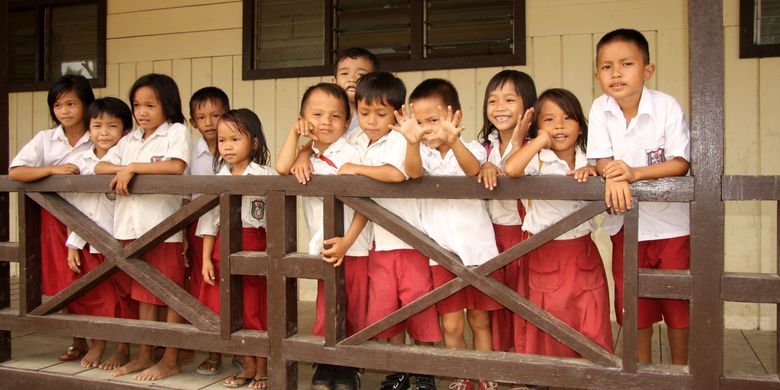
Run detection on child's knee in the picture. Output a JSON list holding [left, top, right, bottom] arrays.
[[467, 310, 490, 331], [441, 314, 465, 336]]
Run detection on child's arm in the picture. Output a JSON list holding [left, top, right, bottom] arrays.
[[567, 165, 598, 182], [201, 235, 217, 286], [392, 105, 426, 179], [109, 159, 186, 196], [440, 106, 480, 176], [290, 143, 315, 183], [9, 164, 80, 182], [602, 157, 690, 183], [596, 158, 634, 214], [338, 163, 406, 182], [320, 212, 368, 267], [477, 162, 502, 190], [503, 130, 551, 177], [509, 107, 535, 150], [275, 119, 310, 177]]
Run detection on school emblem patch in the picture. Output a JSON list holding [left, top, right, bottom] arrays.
[[251, 199, 265, 220], [150, 155, 165, 163], [105, 192, 117, 201], [646, 148, 665, 166]]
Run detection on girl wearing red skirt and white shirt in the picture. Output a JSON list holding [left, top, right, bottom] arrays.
[[9, 75, 95, 362], [504, 88, 613, 357], [196, 109, 273, 390]]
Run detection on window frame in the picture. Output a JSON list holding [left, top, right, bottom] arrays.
[[242, 0, 526, 80], [739, 0, 780, 58], [7, 0, 107, 92]]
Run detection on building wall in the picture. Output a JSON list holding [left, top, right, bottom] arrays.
[[5, 0, 777, 328]]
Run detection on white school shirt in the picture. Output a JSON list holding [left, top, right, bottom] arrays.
[[302, 137, 372, 257], [344, 112, 362, 146], [485, 131, 523, 226], [189, 137, 216, 176], [353, 130, 424, 251], [10, 125, 92, 169], [63, 148, 115, 253], [101, 122, 192, 242], [419, 140, 499, 266], [521, 147, 596, 240], [587, 87, 690, 241], [196, 162, 275, 236]]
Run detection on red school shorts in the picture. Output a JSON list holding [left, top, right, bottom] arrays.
[[40, 209, 77, 296], [121, 240, 185, 306], [365, 248, 442, 342], [203, 227, 268, 331], [186, 223, 205, 299], [493, 223, 527, 352], [611, 228, 690, 329], [66, 249, 121, 318], [522, 235, 613, 357], [430, 265, 504, 313], [312, 255, 369, 337]]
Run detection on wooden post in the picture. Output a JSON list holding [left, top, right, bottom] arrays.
[[0, 0, 11, 363], [18, 191, 41, 315], [621, 199, 639, 373], [322, 194, 346, 347], [266, 191, 298, 390], [220, 192, 243, 338]]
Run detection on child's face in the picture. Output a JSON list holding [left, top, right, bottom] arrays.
[[536, 99, 580, 153], [53, 90, 85, 130], [302, 89, 348, 146], [356, 99, 395, 142], [89, 113, 124, 153], [132, 86, 167, 132], [217, 120, 252, 167], [190, 100, 226, 143], [595, 40, 655, 107], [487, 81, 524, 133], [411, 96, 447, 150], [334, 56, 375, 105]]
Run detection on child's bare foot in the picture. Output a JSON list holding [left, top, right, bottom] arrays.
[[80, 340, 106, 368], [134, 360, 181, 381], [249, 376, 268, 389], [99, 349, 129, 370], [111, 357, 154, 377]]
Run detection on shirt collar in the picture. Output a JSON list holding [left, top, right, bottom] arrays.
[[312, 136, 347, 157], [538, 146, 587, 168], [51, 124, 92, 147], [130, 122, 173, 141], [194, 137, 212, 157], [604, 87, 655, 120], [220, 162, 271, 176]]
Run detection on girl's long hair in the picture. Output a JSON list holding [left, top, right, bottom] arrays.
[[129, 73, 185, 124], [478, 70, 537, 144], [534, 88, 588, 152], [213, 108, 270, 173], [47, 74, 95, 126]]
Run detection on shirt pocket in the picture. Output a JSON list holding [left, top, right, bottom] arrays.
[[528, 256, 560, 293], [575, 244, 605, 291]]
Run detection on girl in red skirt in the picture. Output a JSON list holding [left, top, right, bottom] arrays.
[[504, 88, 613, 357], [9, 75, 95, 362], [196, 109, 273, 390]]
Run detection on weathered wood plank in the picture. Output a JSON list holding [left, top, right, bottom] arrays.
[[638, 269, 692, 300], [230, 251, 270, 276], [622, 203, 640, 373], [281, 254, 324, 279], [721, 375, 780, 390], [0, 243, 17, 263], [721, 273, 780, 303], [18, 191, 41, 315], [322, 194, 346, 347], [723, 176, 780, 201], [743, 329, 777, 375], [28, 261, 118, 316], [220, 193, 243, 337], [723, 329, 766, 376]]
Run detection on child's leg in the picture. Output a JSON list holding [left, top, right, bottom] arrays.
[[441, 311, 467, 349], [467, 310, 492, 352], [667, 327, 688, 365], [100, 342, 130, 370], [225, 354, 257, 387], [112, 302, 158, 377], [637, 327, 653, 363], [80, 339, 107, 368], [250, 356, 268, 389], [134, 308, 184, 381]]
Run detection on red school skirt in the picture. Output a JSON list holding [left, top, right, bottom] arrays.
[[120, 240, 185, 306], [521, 235, 613, 357], [201, 227, 268, 331], [312, 255, 369, 337], [40, 209, 77, 296], [66, 248, 121, 317], [492, 223, 527, 352]]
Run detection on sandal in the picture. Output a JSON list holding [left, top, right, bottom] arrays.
[[58, 346, 87, 362], [249, 377, 268, 389], [196, 356, 222, 375], [223, 374, 253, 388]]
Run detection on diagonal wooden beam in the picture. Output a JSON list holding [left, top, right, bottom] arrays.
[[123, 194, 219, 259], [28, 261, 118, 316], [340, 197, 617, 366]]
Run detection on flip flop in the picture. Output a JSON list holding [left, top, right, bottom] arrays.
[[58, 346, 86, 362], [196, 357, 222, 375], [223, 374, 253, 388]]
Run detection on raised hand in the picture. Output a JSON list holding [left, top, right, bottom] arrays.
[[439, 105, 465, 146], [292, 118, 318, 142], [510, 107, 535, 148], [391, 104, 425, 145]]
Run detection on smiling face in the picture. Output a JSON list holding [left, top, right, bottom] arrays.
[[190, 100, 226, 144], [217, 120, 252, 173], [89, 113, 124, 156], [132, 86, 167, 132], [536, 99, 581, 155], [486, 81, 525, 134], [596, 40, 655, 110], [410, 96, 447, 150], [301, 89, 348, 149], [52, 90, 85, 131], [356, 98, 395, 143], [334, 56, 375, 106]]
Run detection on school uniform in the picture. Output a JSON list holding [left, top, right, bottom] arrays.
[[10, 125, 93, 296], [353, 130, 442, 342], [484, 131, 527, 352], [519, 147, 613, 357], [101, 122, 191, 306], [196, 162, 274, 330], [62, 148, 137, 319], [305, 137, 372, 337], [186, 137, 216, 300], [419, 140, 503, 314], [587, 87, 691, 329], [344, 112, 362, 146]]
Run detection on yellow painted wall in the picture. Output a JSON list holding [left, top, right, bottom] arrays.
[[5, 0, 775, 328]]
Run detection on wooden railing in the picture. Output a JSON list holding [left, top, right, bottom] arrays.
[[0, 173, 741, 390]]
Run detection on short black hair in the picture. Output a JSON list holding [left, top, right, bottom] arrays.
[[47, 74, 95, 126], [215, 109, 270, 172], [334, 47, 380, 74], [87, 97, 133, 131], [597, 28, 650, 64], [478, 70, 537, 143], [189, 86, 230, 118], [534, 88, 588, 152], [354, 71, 406, 110], [299, 83, 350, 119], [409, 78, 461, 111], [129, 73, 185, 124]]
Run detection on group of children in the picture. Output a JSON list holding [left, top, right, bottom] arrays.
[[8, 28, 691, 390]]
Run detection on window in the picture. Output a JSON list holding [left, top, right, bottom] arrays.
[[7, 0, 106, 91], [243, 0, 525, 79], [740, 0, 780, 58]]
